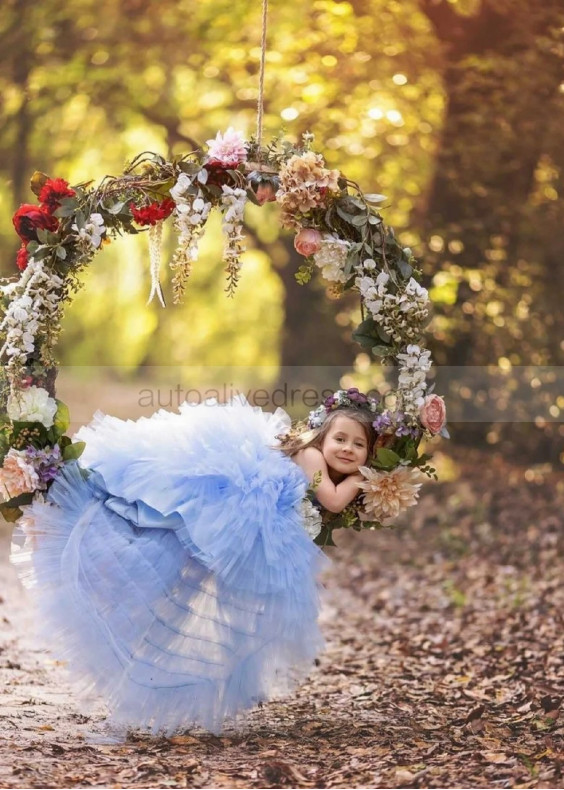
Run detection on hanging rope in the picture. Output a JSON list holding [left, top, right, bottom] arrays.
[[256, 0, 268, 150]]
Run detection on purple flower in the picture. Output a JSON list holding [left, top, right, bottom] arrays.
[[324, 395, 337, 408], [24, 444, 64, 487]]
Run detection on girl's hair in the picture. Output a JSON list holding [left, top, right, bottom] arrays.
[[280, 407, 376, 458]]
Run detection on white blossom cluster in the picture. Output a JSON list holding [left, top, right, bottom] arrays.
[[299, 498, 323, 540], [313, 234, 352, 283], [355, 271, 430, 345], [72, 213, 105, 249], [220, 185, 247, 294], [0, 259, 63, 382], [169, 174, 212, 302], [396, 344, 433, 415]]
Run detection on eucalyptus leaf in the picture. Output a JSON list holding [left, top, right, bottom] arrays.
[[63, 441, 86, 461], [53, 399, 70, 436], [107, 201, 126, 215], [55, 246, 67, 260], [363, 193, 387, 203], [351, 214, 368, 227], [376, 447, 401, 467], [371, 344, 392, 357]]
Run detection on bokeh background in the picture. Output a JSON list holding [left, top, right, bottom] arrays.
[[1, 0, 563, 467]]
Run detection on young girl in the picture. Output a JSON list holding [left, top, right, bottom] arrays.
[[12, 394, 375, 735]]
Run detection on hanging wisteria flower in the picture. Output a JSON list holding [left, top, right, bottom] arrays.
[[0, 258, 64, 382], [396, 344, 433, 415], [313, 234, 352, 283], [357, 465, 422, 525], [220, 185, 247, 295], [169, 186, 212, 303], [206, 128, 247, 168], [0, 449, 40, 500], [299, 498, 323, 540], [7, 385, 58, 428], [72, 213, 105, 249], [356, 272, 430, 346]]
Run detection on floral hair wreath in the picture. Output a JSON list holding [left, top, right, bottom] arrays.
[[307, 388, 379, 429], [1, 128, 447, 546]]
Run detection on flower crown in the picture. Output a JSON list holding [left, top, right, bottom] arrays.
[[307, 388, 379, 429]]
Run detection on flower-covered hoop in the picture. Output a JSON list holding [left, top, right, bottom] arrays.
[[0, 129, 447, 543]]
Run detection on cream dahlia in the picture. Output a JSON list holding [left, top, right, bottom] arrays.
[[356, 465, 422, 524]]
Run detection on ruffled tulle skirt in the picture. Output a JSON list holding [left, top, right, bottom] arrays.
[[11, 398, 328, 734]]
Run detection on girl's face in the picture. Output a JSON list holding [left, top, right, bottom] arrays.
[[321, 415, 369, 476]]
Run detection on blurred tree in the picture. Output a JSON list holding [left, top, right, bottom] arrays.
[[0, 0, 441, 375], [415, 0, 564, 461]]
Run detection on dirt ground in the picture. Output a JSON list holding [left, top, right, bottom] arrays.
[[1, 446, 563, 789]]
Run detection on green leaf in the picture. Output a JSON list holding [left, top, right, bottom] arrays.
[[370, 344, 392, 358], [376, 448, 401, 467], [53, 400, 70, 436], [62, 441, 86, 461], [107, 201, 127, 215], [314, 523, 337, 548], [55, 246, 67, 260], [36, 228, 59, 245], [397, 259, 413, 279], [351, 214, 368, 227], [363, 193, 387, 203]]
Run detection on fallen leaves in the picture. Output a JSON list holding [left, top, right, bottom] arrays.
[[0, 445, 563, 788]]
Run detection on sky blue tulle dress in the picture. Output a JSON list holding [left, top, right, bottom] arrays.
[[11, 397, 329, 734]]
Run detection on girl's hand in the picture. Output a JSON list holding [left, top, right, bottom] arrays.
[[293, 448, 365, 513]]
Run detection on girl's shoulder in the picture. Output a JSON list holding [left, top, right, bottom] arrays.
[[294, 446, 323, 461]]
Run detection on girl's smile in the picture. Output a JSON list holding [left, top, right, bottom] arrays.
[[321, 415, 369, 476]]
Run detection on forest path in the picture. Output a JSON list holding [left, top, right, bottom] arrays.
[[1, 448, 563, 789]]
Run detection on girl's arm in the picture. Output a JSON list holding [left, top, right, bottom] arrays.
[[294, 447, 363, 513]]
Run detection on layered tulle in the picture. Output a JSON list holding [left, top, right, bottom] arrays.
[[11, 398, 329, 734]]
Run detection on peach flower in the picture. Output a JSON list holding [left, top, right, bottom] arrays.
[[0, 449, 39, 500], [255, 183, 277, 205], [420, 394, 446, 435], [294, 228, 322, 257], [357, 465, 422, 525]]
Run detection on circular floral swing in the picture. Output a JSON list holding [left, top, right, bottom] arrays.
[[0, 127, 447, 546], [0, 1, 446, 546]]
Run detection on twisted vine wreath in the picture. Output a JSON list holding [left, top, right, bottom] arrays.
[[0, 129, 447, 544]]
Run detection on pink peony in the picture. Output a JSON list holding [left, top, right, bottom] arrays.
[[206, 128, 247, 168], [0, 449, 39, 500], [294, 228, 322, 257], [420, 394, 446, 435]]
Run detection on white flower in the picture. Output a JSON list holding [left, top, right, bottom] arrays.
[[299, 499, 323, 539], [7, 386, 58, 428], [313, 235, 351, 283], [73, 213, 105, 249], [170, 173, 192, 202]]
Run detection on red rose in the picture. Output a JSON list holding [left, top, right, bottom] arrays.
[[419, 394, 447, 435], [39, 177, 76, 212], [130, 198, 176, 226], [204, 162, 234, 188], [16, 244, 29, 271], [294, 228, 322, 257], [12, 204, 59, 243]]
